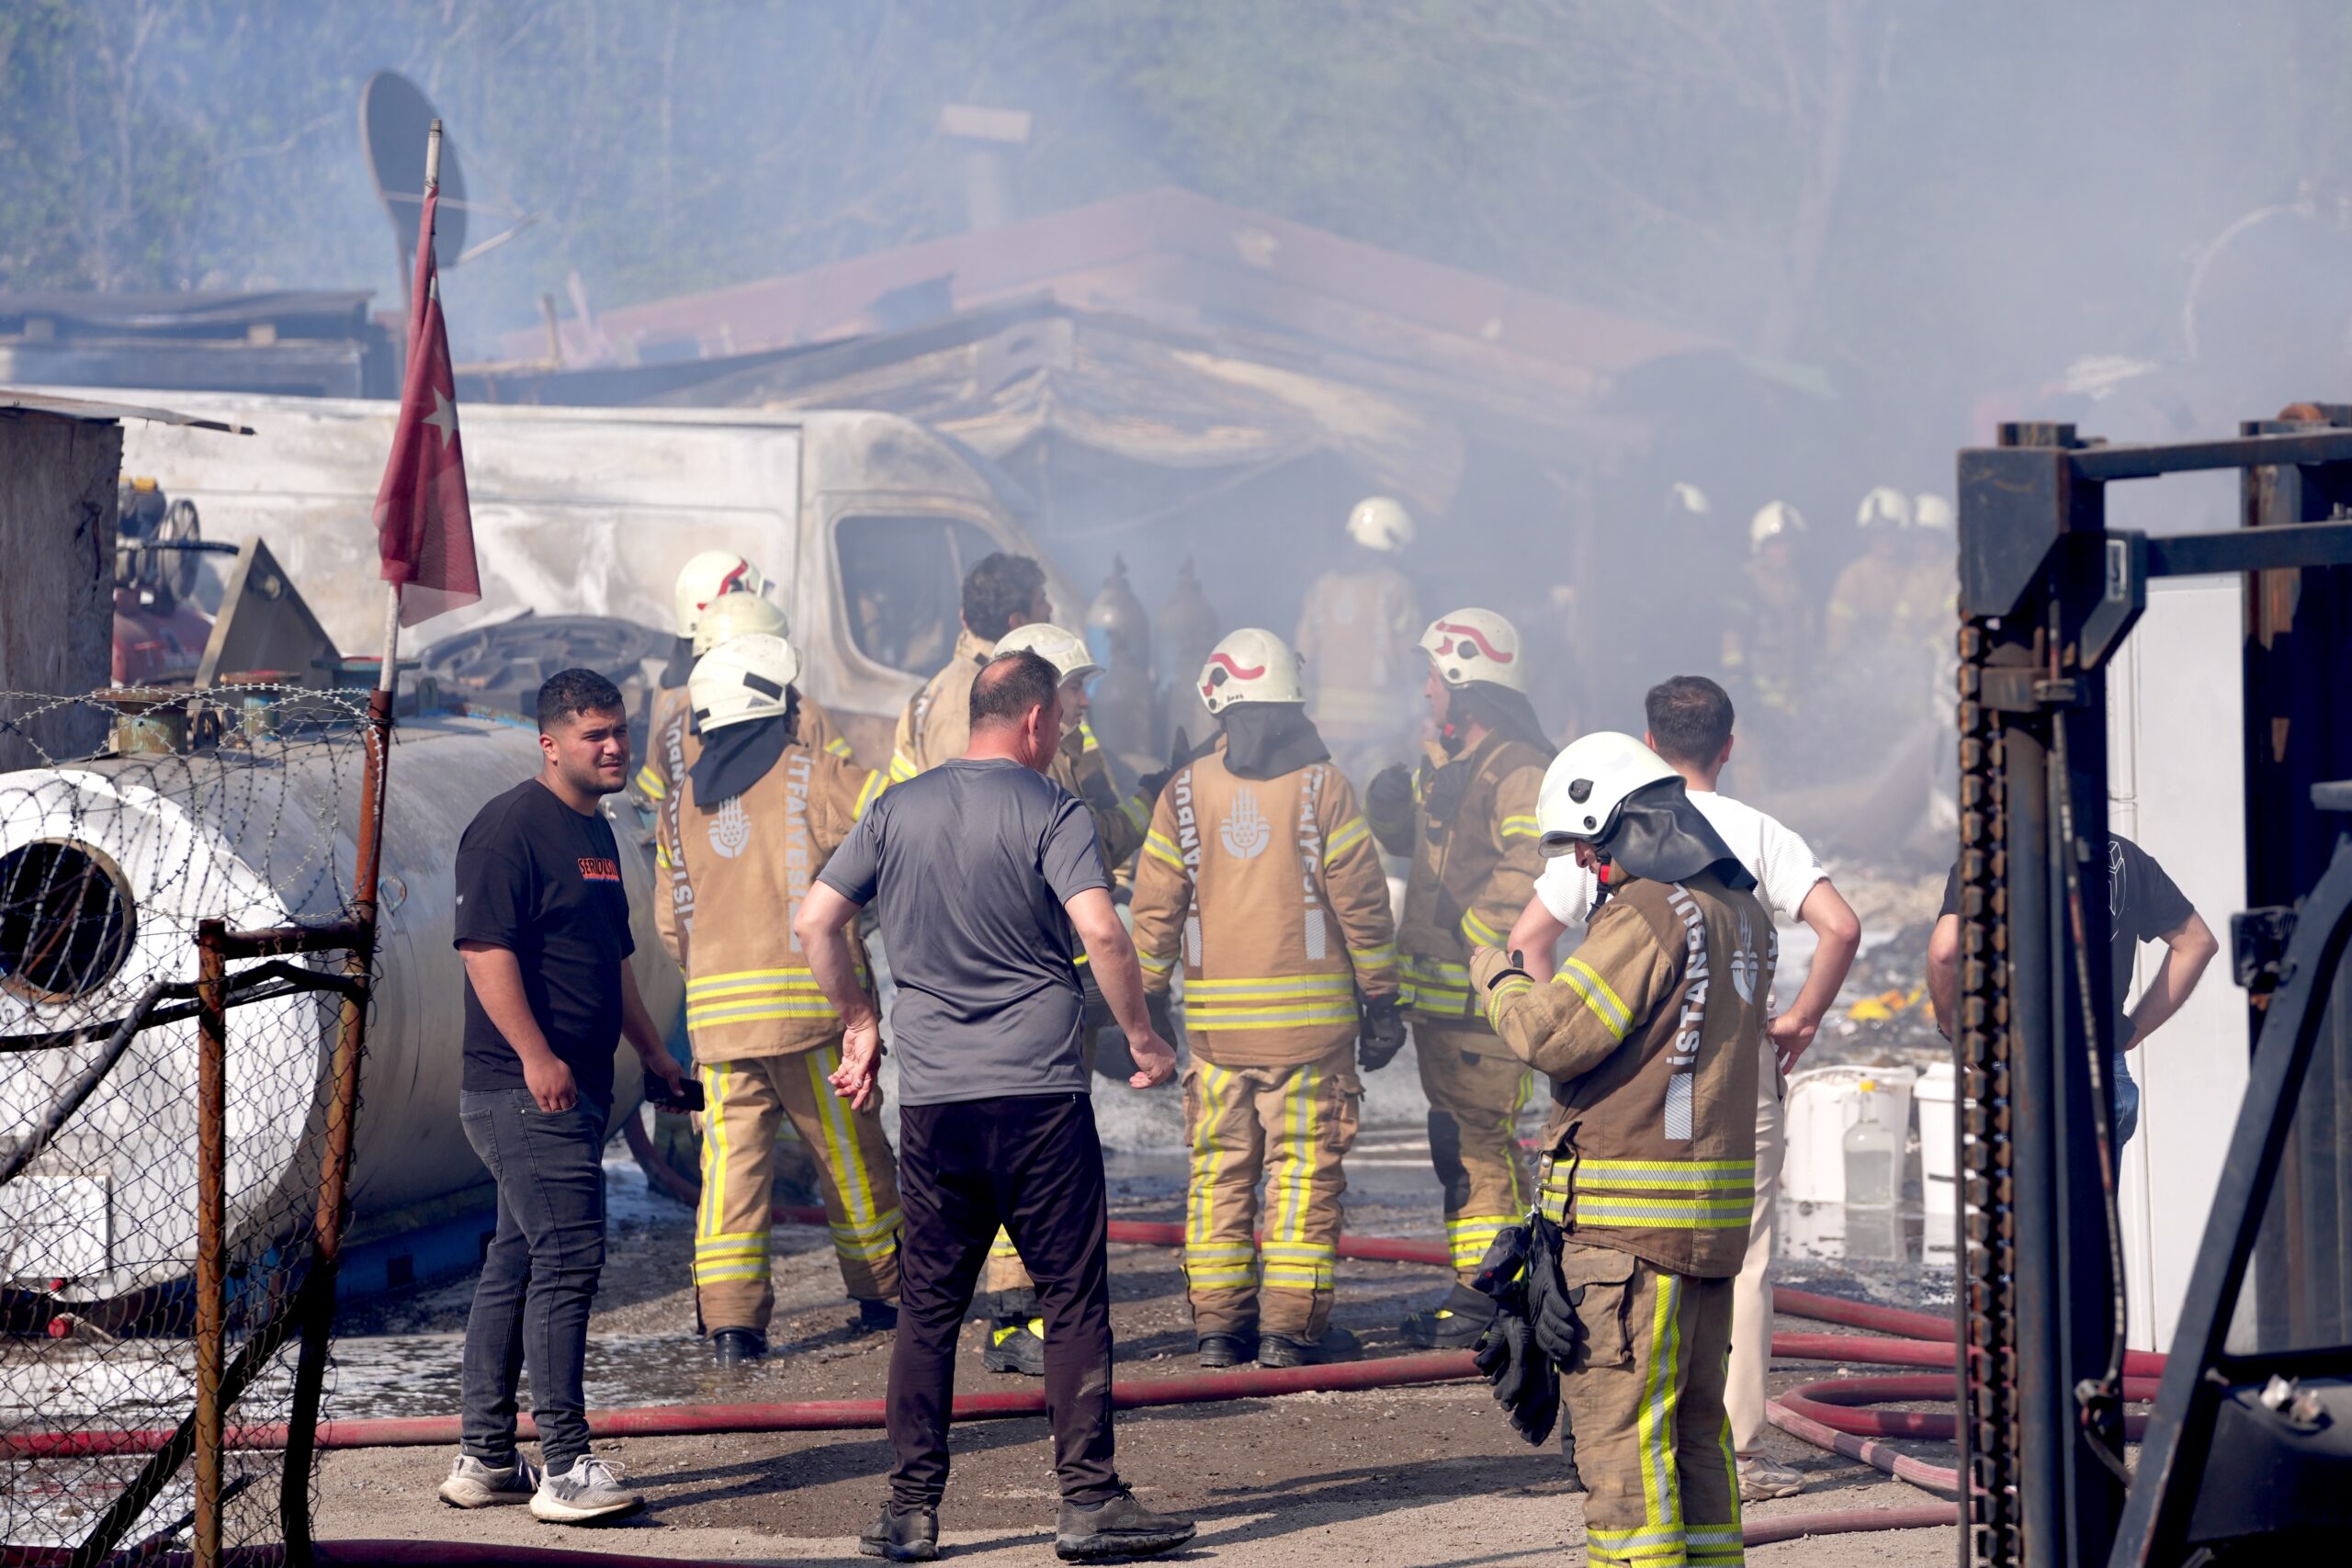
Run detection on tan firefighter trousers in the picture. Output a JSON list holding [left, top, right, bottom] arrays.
[[695, 1043, 902, 1332], [1415, 1020, 1535, 1280], [1180, 1045, 1363, 1340], [1558, 1241, 1743, 1568]]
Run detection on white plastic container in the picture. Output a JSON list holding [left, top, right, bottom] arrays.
[[1841, 1080, 1901, 1207], [1782, 1064, 1918, 1204], [1916, 1059, 1958, 1215]]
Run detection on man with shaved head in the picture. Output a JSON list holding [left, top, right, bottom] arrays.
[[797, 649, 1194, 1562]]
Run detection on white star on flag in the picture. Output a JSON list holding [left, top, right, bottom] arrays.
[[423, 386, 458, 448]]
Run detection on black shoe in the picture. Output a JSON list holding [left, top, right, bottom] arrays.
[[1055, 1490, 1196, 1561], [710, 1327, 766, 1366], [859, 1502, 940, 1562], [1256, 1326, 1361, 1368], [853, 1298, 899, 1335], [1194, 1331, 1255, 1369], [982, 1314, 1047, 1376], [1399, 1283, 1496, 1348]]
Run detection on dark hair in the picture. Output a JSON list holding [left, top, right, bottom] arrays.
[[970, 649, 1060, 730], [537, 668, 628, 732], [1644, 674, 1735, 767], [962, 553, 1047, 642]]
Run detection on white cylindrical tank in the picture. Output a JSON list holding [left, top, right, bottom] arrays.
[[0, 712, 679, 1303]]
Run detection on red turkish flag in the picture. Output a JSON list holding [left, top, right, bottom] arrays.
[[373, 186, 481, 627]]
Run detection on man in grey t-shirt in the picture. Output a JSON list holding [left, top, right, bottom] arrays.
[[796, 649, 1192, 1563]]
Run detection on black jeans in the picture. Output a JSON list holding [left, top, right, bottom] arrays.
[[457, 1088, 609, 1473], [889, 1091, 1121, 1510]]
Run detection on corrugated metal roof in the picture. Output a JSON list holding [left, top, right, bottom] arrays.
[[0, 389, 254, 434]]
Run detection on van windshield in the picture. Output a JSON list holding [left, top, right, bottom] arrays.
[[836, 513, 1002, 674]]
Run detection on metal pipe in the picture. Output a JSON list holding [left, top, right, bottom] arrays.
[[193, 921, 228, 1568]]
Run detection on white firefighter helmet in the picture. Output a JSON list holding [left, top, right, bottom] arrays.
[[1346, 495, 1415, 553], [1419, 608, 1529, 694], [690, 588, 789, 656], [1198, 627, 1306, 715], [672, 550, 768, 638], [1857, 486, 1914, 531], [689, 633, 801, 735], [1749, 501, 1806, 551], [993, 622, 1104, 687], [1535, 731, 1679, 854], [1913, 492, 1956, 532], [1666, 480, 1712, 518]]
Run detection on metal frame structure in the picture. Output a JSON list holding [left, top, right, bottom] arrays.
[[1953, 412, 2352, 1567]]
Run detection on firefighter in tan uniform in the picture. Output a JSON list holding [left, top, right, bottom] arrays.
[[1720, 502, 1814, 720], [1128, 629, 1404, 1368], [661, 633, 898, 1365], [887, 552, 1052, 783], [1295, 496, 1423, 784], [1823, 487, 1915, 660], [636, 555, 852, 871], [1470, 732, 1773, 1568], [967, 623, 1171, 1375], [1364, 608, 1552, 1346]]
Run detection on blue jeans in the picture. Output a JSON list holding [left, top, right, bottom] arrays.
[[457, 1088, 609, 1472], [2112, 1054, 2140, 1148]]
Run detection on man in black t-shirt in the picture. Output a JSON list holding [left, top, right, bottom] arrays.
[[1928, 832, 2219, 1145], [440, 670, 688, 1525]]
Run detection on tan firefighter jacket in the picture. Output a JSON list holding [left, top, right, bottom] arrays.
[[642, 682, 850, 956], [888, 627, 994, 783], [1051, 720, 1156, 980], [1130, 737, 1398, 1067], [1468, 867, 1774, 1279], [656, 731, 887, 1064], [1295, 563, 1420, 742], [1370, 732, 1548, 1032]]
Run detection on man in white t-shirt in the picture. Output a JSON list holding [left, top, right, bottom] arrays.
[[1505, 675, 1860, 1501]]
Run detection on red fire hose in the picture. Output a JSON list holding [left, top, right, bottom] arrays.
[[9, 1139, 2140, 1555]]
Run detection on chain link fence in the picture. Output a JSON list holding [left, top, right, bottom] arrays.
[[0, 685, 383, 1568]]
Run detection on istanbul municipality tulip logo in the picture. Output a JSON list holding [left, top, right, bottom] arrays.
[[1220, 787, 1271, 860], [708, 796, 752, 860]]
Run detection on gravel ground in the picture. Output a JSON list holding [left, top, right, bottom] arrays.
[[319, 1176, 1958, 1565]]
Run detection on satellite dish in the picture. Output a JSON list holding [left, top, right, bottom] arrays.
[[361, 70, 468, 267]]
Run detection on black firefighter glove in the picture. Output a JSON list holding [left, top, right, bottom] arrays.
[[1357, 992, 1408, 1073], [1466, 1222, 1558, 1446], [1364, 762, 1416, 840], [1523, 1212, 1591, 1370], [1136, 728, 1204, 804]]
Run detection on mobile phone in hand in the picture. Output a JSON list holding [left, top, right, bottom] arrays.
[[644, 1070, 705, 1113]]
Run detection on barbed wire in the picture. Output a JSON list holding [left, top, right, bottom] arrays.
[[1, 685, 380, 1565]]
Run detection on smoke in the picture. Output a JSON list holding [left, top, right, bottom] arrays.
[[15, 0, 2350, 822]]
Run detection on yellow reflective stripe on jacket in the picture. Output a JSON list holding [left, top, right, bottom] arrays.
[[634, 762, 666, 800], [853, 771, 887, 820], [1080, 721, 1102, 754], [1460, 907, 1504, 948], [655, 841, 674, 871], [1325, 816, 1372, 861], [1347, 942, 1396, 969], [1577, 1157, 1755, 1190], [1482, 973, 1532, 1029], [1555, 956, 1634, 1040], [1499, 813, 1541, 839], [1184, 1001, 1359, 1028], [1121, 792, 1151, 831], [825, 736, 855, 760], [1138, 949, 1176, 976], [1184, 975, 1355, 998], [1402, 954, 1475, 1012], [1576, 1196, 1751, 1229], [888, 751, 920, 783], [1144, 829, 1185, 869], [685, 968, 836, 1025]]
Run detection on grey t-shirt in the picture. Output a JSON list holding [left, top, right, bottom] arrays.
[[819, 756, 1108, 1106]]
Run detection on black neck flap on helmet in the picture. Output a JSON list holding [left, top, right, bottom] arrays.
[[1219, 703, 1331, 780], [1442, 682, 1552, 759], [686, 692, 802, 805], [1598, 776, 1756, 891]]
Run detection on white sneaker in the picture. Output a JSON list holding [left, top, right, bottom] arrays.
[[531, 1454, 644, 1523], [1738, 1454, 1807, 1501], [439, 1452, 541, 1507]]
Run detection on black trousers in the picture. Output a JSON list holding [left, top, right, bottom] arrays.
[[888, 1091, 1121, 1510]]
